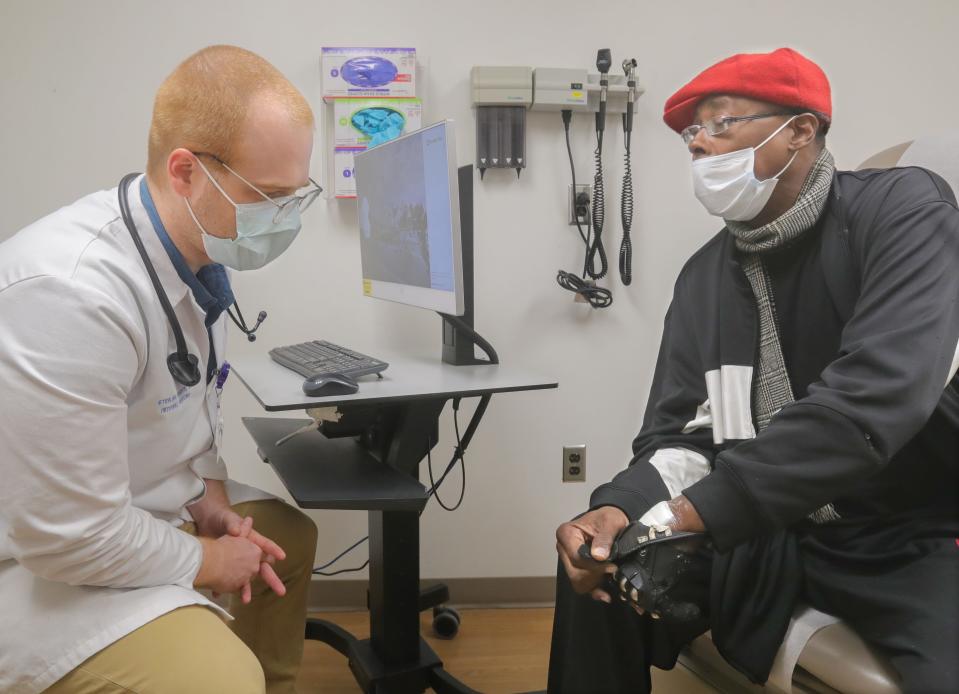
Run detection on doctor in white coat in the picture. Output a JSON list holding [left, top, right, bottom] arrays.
[[0, 45, 321, 694]]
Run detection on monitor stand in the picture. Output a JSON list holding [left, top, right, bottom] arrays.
[[441, 165, 491, 366]]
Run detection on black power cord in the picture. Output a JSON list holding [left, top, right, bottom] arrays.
[[312, 535, 370, 577], [310, 404, 475, 576], [563, 110, 591, 257], [312, 319, 498, 575], [433, 314, 497, 485], [556, 109, 613, 309], [311, 407, 474, 575], [426, 399, 467, 511], [437, 313, 499, 365]]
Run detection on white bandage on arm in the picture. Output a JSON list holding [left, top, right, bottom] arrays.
[[639, 500, 678, 527], [639, 447, 711, 527]]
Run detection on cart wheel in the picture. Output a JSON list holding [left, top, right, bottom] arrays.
[[432, 606, 460, 639]]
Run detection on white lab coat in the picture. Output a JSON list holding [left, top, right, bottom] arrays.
[[0, 177, 271, 693]]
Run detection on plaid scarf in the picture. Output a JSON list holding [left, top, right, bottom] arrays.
[[726, 147, 839, 524]]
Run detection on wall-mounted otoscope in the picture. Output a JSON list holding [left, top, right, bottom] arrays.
[[586, 48, 612, 282], [595, 49, 612, 135]]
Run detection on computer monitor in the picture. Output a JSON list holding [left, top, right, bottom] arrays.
[[354, 120, 465, 316]]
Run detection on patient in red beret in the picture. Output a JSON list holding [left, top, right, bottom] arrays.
[[551, 47, 959, 694]]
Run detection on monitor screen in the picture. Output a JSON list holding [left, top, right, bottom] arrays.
[[354, 120, 465, 316]]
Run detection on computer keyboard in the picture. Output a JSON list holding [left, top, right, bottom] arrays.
[[269, 340, 389, 381]]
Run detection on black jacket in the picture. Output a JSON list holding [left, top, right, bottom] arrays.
[[589, 165, 959, 681], [592, 166, 959, 548]]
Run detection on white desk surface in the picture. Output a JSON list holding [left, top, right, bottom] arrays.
[[231, 351, 558, 411]]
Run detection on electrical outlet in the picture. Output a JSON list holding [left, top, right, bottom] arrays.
[[563, 445, 586, 482], [568, 184, 591, 226]]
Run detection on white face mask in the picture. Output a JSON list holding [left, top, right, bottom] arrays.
[[185, 158, 303, 271], [691, 115, 799, 222]]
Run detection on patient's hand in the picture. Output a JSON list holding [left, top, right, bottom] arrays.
[[556, 506, 629, 602]]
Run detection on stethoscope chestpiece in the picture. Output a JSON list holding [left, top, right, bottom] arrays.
[[167, 352, 202, 387]]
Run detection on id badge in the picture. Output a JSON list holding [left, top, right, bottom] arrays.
[[206, 378, 224, 450]]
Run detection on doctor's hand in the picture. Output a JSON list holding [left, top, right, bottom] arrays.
[[203, 508, 287, 564], [226, 515, 288, 602], [555, 506, 629, 602], [197, 507, 287, 585], [194, 533, 267, 601]]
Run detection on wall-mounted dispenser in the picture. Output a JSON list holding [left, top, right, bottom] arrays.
[[470, 66, 533, 178]]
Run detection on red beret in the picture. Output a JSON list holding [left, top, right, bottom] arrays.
[[663, 47, 831, 134]]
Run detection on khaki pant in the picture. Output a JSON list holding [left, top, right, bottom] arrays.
[[46, 499, 318, 694]]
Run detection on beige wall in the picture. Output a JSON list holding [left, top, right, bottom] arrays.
[[2, 0, 957, 582]]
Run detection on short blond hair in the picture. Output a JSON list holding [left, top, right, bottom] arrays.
[[147, 45, 314, 178]]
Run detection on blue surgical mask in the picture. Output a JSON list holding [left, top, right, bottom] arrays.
[[185, 157, 303, 271]]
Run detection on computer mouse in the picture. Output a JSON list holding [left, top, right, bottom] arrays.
[[302, 373, 360, 397]]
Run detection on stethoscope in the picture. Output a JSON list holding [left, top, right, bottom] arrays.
[[118, 173, 266, 387]]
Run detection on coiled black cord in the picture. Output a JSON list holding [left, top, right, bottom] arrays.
[[557, 110, 612, 309], [556, 270, 613, 309], [587, 133, 609, 279], [619, 126, 634, 285]]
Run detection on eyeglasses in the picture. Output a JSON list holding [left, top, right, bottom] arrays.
[[192, 151, 322, 223], [680, 112, 790, 145]]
